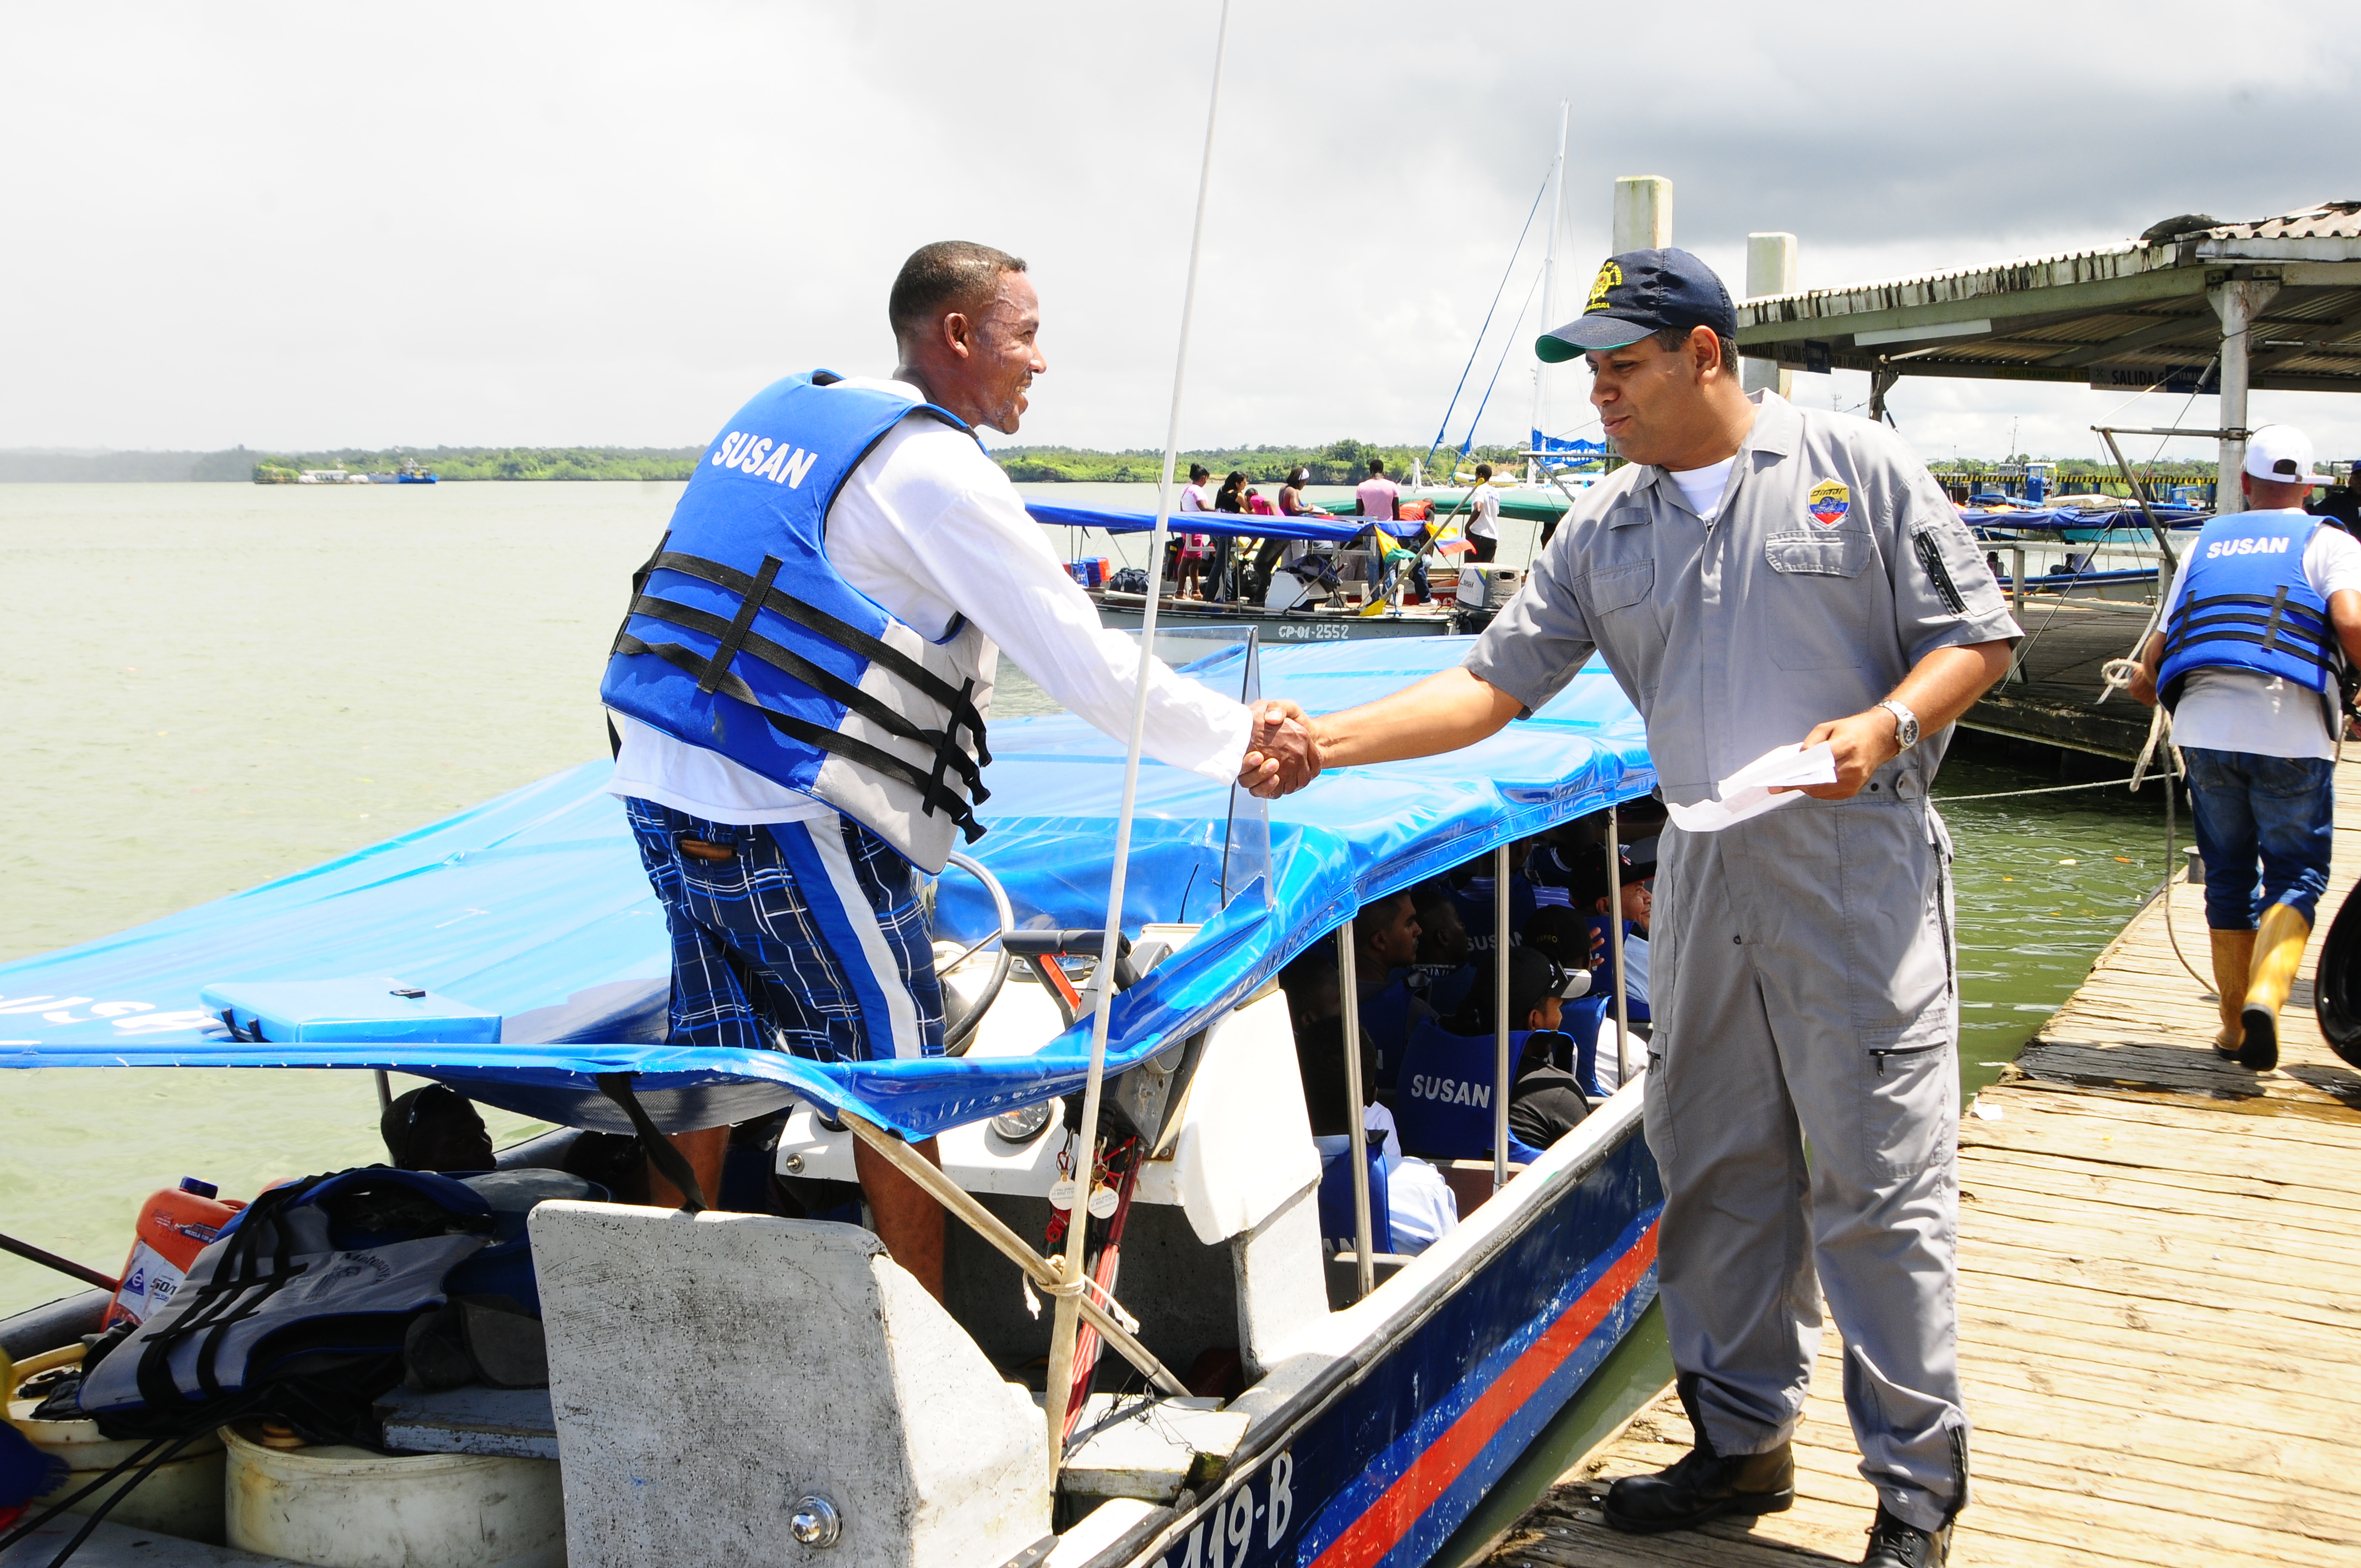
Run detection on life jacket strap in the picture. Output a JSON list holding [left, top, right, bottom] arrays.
[[613, 632, 987, 842], [698, 556, 783, 697], [2162, 589, 2333, 672], [620, 594, 987, 803], [649, 551, 992, 768], [132, 1183, 306, 1411]]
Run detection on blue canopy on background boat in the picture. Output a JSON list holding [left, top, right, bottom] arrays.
[[0, 640, 1652, 1140], [1959, 503, 2205, 533], [1025, 499, 1361, 546]]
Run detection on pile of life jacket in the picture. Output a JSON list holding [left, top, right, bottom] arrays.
[[37, 1166, 596, 1448]]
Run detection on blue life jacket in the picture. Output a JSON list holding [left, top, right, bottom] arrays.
[[1361, 971, 1419, 1095], [1392, 1020, 1551, 1164], [2159, 511, 2341, 733], [600, 372, 995, 872], [1452, 873, 1536, 958]]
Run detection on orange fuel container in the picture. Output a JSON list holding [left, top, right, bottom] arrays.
[[106, 1178, 246, 1328]]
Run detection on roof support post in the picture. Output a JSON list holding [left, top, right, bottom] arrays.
[[1613, 176, 1672, 254], [1743, 233, 1797, 398], [1868, 365, 1901, 428], [2209, 274, 2281, 513]]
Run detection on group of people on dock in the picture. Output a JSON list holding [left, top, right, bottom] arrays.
[[602, 238, 2027, 1568]]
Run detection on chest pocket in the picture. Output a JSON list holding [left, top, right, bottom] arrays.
[[1579, 558, 1663, 699], [1763, 531, 1874, 669]]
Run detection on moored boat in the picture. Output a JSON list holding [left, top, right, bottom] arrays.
[[0, 638, 1659, 1568]]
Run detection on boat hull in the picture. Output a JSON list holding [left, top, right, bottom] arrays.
[[1126, 1102, 1662, 1568], [1093, 595, 1464, 641]]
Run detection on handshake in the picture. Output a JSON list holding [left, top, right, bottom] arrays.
[[1237, 700, 1323, 799]]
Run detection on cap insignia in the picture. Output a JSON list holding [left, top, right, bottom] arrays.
[[1586, 261, 1622, 313]]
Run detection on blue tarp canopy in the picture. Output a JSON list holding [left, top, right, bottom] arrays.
[[1025, 499, 1361, 546], [0, 640, 1652, 1140], [1959, 504, 2205, 532]]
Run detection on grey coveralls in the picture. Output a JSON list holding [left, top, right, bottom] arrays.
[[1469, 391, 2020, 1531]]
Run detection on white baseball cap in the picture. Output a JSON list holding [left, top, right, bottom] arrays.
[[2244, 423, 2331, 485]]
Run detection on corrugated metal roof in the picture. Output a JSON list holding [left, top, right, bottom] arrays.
[[1734, 202, 2361, 392], [2195, 202, 2361, 242]]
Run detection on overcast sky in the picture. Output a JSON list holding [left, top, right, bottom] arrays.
[[2, 1, 2353, 468]]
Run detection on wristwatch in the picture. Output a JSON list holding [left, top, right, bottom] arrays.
[[1877, 700, 1922, 749]]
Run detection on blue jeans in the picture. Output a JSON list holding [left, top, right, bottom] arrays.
[[2183, 749, 2335, 929]]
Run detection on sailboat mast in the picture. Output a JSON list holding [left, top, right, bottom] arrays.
[[1530, 99, 1569, 460]]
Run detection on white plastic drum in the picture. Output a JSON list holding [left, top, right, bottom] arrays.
[[223, 1423, 565, 1568], [5, 1396, 227, 1545]]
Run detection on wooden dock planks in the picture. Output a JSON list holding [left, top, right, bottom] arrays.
[[1477, 760, 2361, 1565]]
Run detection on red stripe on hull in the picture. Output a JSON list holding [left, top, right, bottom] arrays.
[[1307, 1220, 1661, 1568]]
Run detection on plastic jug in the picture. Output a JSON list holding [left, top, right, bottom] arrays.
[[106, 1178, 244, 1328]]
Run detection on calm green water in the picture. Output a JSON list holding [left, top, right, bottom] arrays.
[[0, 482, 2167, 1321]]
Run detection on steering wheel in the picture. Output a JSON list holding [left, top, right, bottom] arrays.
[[939, 850, 1016, 1055]]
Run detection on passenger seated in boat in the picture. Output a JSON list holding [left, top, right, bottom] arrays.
[[1448, 849, 1538, 960], [1441, 947, 1591, 1150], [1408, 885, 1476, 1020], [1288, 968, 1460, 1254], [1573, 839, 1654, 1039], [1350, 891, 1433, 1095], [1518, 905, 1595, 977], [380, 1082, 495, 1172]]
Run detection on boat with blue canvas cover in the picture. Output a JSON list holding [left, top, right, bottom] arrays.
[[0, 636, 1662, 1568], [1029, 499, 1484, 641]]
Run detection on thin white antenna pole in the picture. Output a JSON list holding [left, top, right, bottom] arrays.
[[1529, 100, 1569, 453], [1043, 0, 1234, 1473]]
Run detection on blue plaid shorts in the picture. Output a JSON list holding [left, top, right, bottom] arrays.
[[624, 798, 946, 1061]]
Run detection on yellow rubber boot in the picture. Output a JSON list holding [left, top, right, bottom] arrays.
[[2240, 904, 2312, 1072], [2208, 928, 2256, 1058]]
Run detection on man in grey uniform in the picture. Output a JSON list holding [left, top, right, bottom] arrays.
[[1265, 250, 2017, 1567]]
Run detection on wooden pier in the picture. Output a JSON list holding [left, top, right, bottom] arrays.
[[1962, 595, 2158, 763], [1478, 761, 2361, 1565]]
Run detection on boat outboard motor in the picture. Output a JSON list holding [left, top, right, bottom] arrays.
[[2314, 883, 2361, 1068]]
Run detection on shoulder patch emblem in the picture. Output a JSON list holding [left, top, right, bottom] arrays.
[[1586, 261, 1622, 312], [1807, 478, 1850, 527]]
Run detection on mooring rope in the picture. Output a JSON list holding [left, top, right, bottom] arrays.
[[1934, 774, 2144, 804]]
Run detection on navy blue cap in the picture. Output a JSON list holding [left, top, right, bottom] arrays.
[[1536, 248, 1738, 363]]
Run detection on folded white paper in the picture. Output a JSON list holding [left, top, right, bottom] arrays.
[[1662, 742, 1837, 835]]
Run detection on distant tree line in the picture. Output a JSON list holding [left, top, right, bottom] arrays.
[[251, 446, 704, 482]]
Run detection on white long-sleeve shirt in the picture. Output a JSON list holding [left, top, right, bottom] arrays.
[[609, 376, 1253, 825]]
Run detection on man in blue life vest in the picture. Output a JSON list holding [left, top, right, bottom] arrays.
[[2130, 423, 2361, 1068], [599, 241, 1316, 1298]]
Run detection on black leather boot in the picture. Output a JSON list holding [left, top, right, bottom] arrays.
[[1862, 1504, 1950, 1566], [1601, 1379, 1795, 1535]]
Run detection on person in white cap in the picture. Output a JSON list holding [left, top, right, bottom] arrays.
[[2131, 423, 2361, 1066]]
